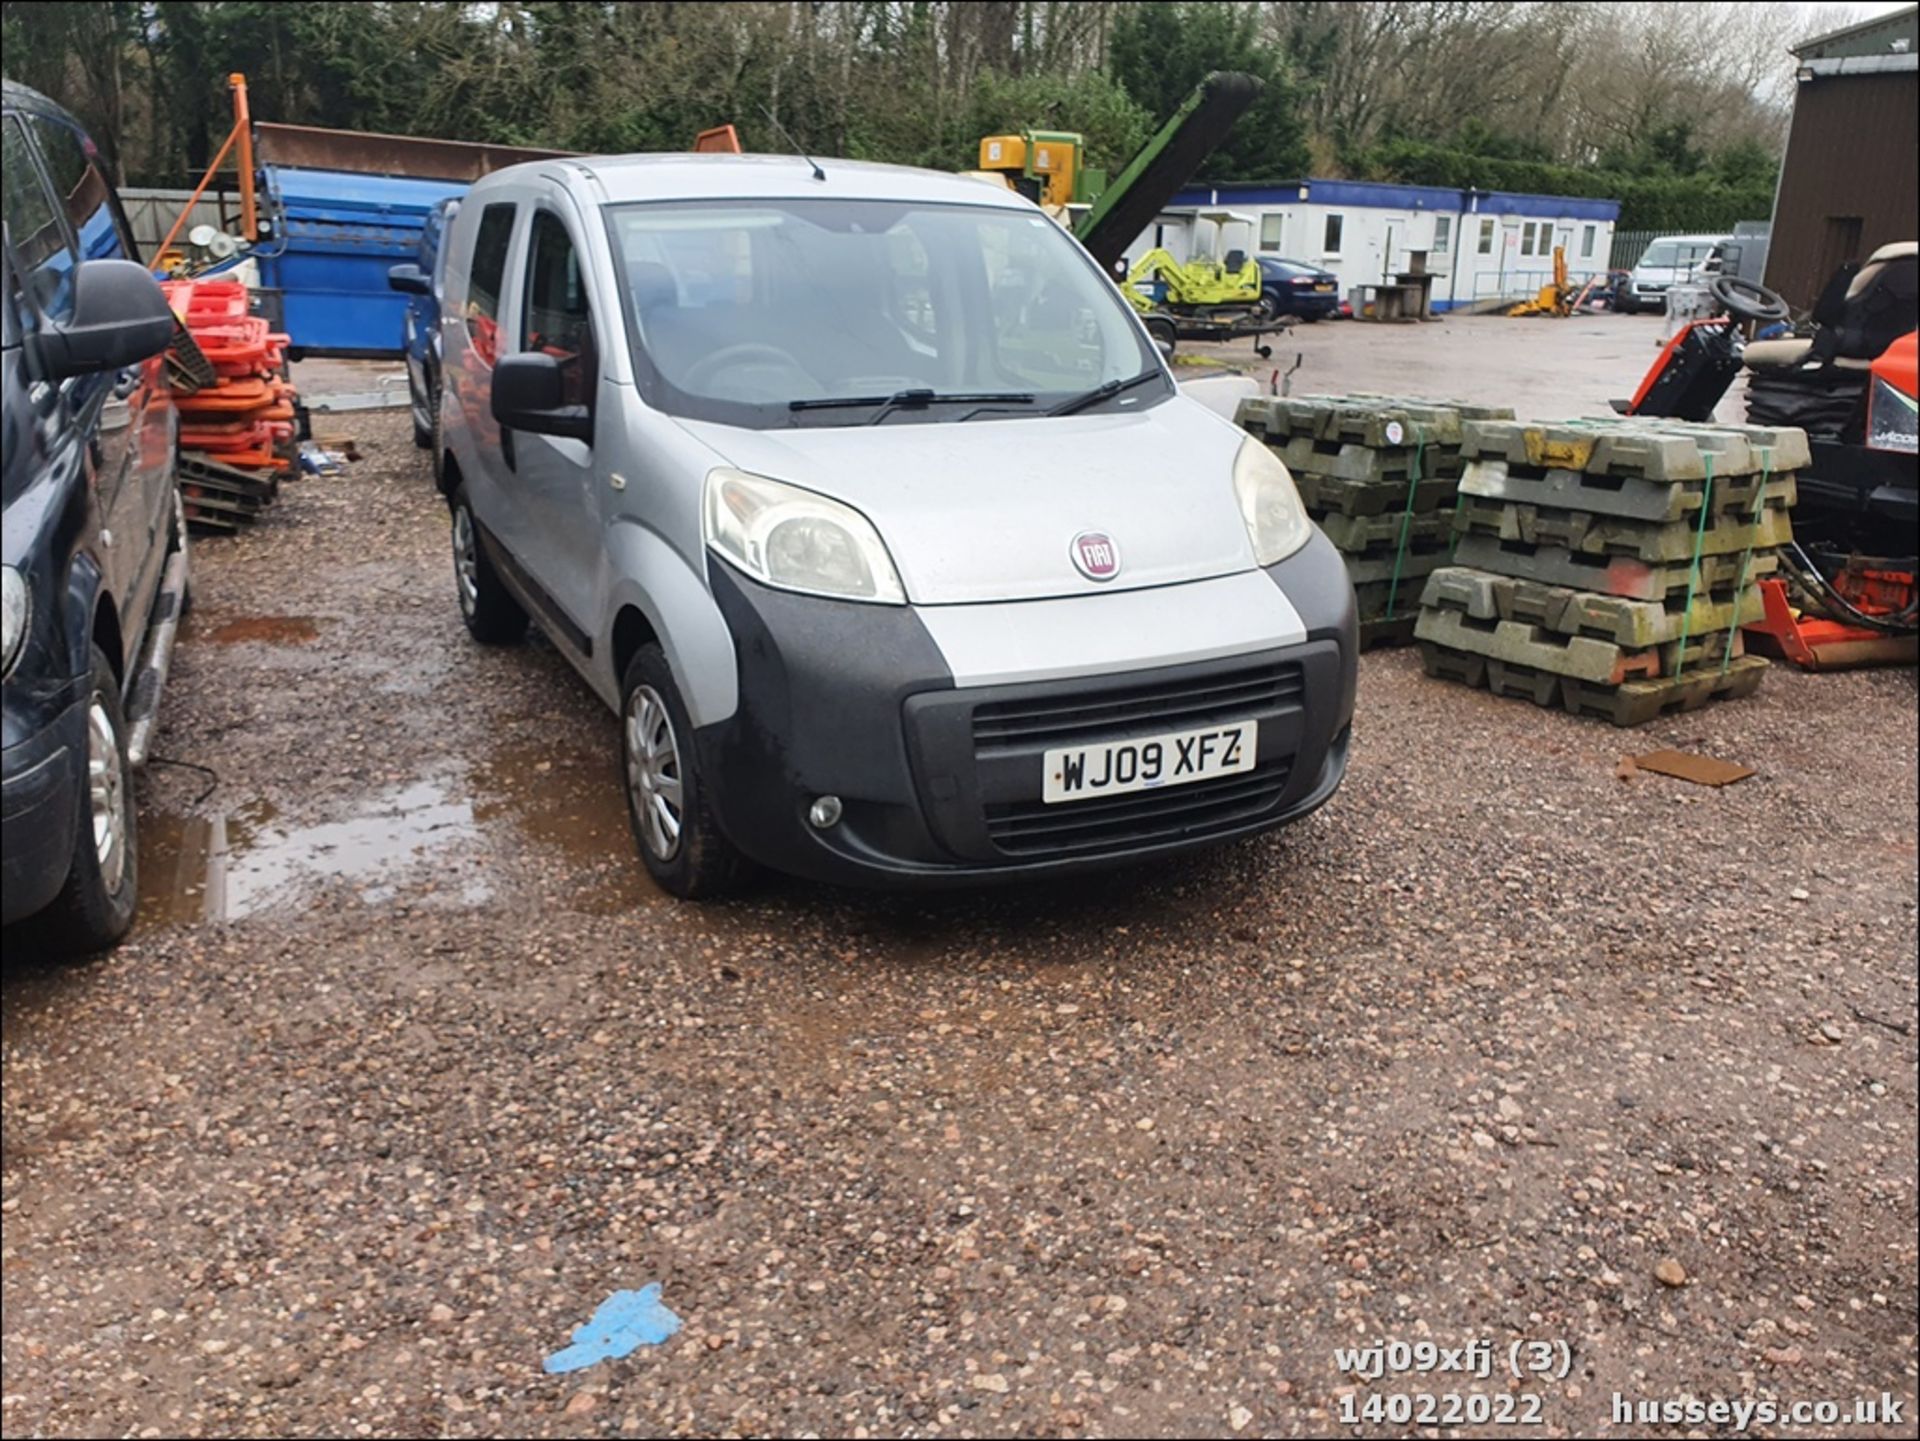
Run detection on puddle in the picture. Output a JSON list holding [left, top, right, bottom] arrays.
[[206, 615, 320, 645], [467, 741, 666, 914], [138, 749, 666, 924], [140, 780, 480, 922]]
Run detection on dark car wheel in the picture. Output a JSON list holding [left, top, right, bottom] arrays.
[[450, 489, 527, 644], [620, 643, 751, 899], [428, 382, 447, 491], [409, 367, 432, 450], [36, 643, 139, 955]]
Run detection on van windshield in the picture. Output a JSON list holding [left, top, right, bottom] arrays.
[[604, 197, 1164, 428], [1638, 240, 1716, 271]]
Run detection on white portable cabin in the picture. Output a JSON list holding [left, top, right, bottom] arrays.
[[1124, 179, 1622, 313]]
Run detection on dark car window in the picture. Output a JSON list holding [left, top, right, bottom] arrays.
[[523, 209, 597, 409], [466, 202, 515, 366], [1, 114, 78, 325], [30, 113, 130, 262]]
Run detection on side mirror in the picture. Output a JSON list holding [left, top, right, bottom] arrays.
[[1153, 337, 1174, 359], [33, 259, 175, 379], [387, 263, 430, 296], [491, 352, 593, 442]]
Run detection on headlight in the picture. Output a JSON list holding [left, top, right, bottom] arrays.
[[1232, 437, 1313, 566], [1, 566, 28, 676], [703, 469, 906, 604]]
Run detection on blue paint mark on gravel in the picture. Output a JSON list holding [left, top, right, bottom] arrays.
[[543, 1285, 682, 1374]]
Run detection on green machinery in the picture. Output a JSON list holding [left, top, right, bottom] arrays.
[[971, 73, 1280, 346]]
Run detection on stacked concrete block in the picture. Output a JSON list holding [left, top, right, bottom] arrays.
[[1236, 393, 1516, 648], [1415, 417, 1806, 726]]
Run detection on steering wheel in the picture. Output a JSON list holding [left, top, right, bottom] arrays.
[[682, 342, 809, 394], [1710, 274, 1790, 326]]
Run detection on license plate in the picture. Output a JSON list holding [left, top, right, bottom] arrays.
[[1313, 282, 1334, 291], [1043, 720, 1258, 804]]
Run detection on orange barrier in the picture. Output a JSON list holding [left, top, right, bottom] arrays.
[[160, 277, 300, 507]]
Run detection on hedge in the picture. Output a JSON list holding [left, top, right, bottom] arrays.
[[1352, 141, 1775, 233]]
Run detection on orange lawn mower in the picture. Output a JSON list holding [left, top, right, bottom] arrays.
[[1614, 248, 1918, 669]]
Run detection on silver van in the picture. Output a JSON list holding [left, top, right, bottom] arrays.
[[1620, 232, 1734, 314], [436, 154, 1355, 895]]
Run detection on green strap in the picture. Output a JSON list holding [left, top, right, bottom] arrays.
[[1671, 453, 1715, 678], [1383, 420, 1426, 620], [1719, 448, 1773, 676]]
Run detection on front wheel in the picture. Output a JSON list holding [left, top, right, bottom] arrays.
[[620, 644, 751, 898], [37, 644, 139, 955], [450, 490, 527, 644]]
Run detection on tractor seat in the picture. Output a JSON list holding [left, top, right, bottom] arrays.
[[1743, 336, 1813, 368], [1744, 336, 1875, 371], [1745, 240, 1917, 371]]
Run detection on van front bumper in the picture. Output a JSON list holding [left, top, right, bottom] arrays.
[[695, 534, 1357, 888]]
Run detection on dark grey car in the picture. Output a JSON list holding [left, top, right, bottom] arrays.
[[3, 80, 186, 953]]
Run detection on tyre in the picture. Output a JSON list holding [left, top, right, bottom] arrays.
[[449, 489, 527, 644], [427, 383, 447, 492], [620, 643, 751, 899], [410, 370, 432, 450], [38, 643, 138, 955]]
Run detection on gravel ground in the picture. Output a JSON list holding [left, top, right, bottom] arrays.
[[2, 401, 1915, 1439], [1181, 310, 1747, 424]]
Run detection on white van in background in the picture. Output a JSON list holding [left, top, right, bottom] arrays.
[[1619, 233, 1734, 313]]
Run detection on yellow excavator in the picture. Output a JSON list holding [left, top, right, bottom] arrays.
[[1508, 246, 1604, 317], [1124, 210, 1263, 310]]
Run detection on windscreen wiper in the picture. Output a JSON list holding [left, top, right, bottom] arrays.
[[787, 389, 1035, 425], [1046, 369, 1164, 418]]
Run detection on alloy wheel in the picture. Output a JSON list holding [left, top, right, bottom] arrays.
[[624, 685, 684, 861], [452, 505, 478, 617], [86, 698, 127, 893]]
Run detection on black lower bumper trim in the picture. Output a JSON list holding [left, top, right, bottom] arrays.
[[696, 543, 1357, 889]]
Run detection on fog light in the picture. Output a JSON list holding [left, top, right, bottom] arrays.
[[808, 795, 843, 829]]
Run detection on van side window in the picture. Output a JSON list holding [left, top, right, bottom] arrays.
[[31, 115, 130, 262], [1, 115, 78, 326], [523, 210, 597, 409], [466, 202, 515, 366]]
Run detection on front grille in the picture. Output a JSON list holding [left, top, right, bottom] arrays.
[[971, 662, 1303, 753], [984, 763, 1292, 857]]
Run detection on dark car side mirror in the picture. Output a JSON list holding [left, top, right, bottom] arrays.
[[33, 259, 175, 380], [387, 263, 430, 296], [491, 352, 592, 442]]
